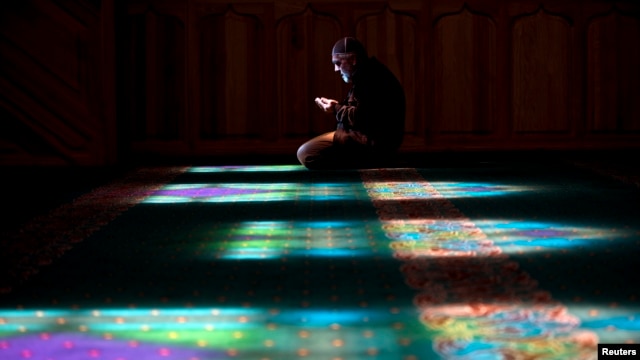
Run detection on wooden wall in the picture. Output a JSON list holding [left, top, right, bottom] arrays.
[[0, 1, 115, 165], [1, 0, 639, 166]]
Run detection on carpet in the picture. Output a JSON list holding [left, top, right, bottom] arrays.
[[0, 162, 639, 359]]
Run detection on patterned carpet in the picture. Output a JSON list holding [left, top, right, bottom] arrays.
[[0, 160, 639, 359]]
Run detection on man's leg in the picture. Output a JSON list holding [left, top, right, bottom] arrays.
[[297, 132, 396, 170], [296, 131, 339, 169]]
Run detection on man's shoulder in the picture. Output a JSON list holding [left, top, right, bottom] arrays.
[[364, 57, 402, 89], [360, 57, 391, 77], [366, 56, 384, 69]]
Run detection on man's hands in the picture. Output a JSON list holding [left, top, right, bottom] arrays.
[[315, 97, 338, 114]]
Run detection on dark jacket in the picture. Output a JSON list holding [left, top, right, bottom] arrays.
[[333, 57, 406, 152]]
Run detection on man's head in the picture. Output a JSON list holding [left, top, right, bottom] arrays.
[[331, 37, 367, 83]]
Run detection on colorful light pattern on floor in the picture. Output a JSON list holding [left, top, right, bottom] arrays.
[[362, 180, 533, 198], [0, 306, 423, 359], [471, 220, 629, 254], [143, 183, 352, 203], [379, 219, 624, 256], [203, 220, 381, 260], [188, 165, 305, 173], [360, 168, 640, 359], [1, 164, 639, 360], [0, 165, 426, 359]]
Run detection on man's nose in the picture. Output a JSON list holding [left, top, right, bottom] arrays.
[[334, 64, 340, 72]]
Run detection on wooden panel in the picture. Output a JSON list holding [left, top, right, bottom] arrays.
[[196, 8, 262, 139], [434, 5, 496, 134], [2, 2, 83, 90], [356, 7, 419, 136], [5, 0, 640, 166], [123, 5, 186, 142], [0, 0, 108, 165], [587, 9, 640, 133], [512, 8, 571, 133], [276, 6, 342, 137]]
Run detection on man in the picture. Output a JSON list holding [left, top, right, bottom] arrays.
[[296, 37, 406, 169]]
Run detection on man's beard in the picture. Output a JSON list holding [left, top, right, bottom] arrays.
[[341, 72, 351, 83]]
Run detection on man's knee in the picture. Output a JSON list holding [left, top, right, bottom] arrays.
[[296, 145, 310, 167], [297, 137, 334, 169]]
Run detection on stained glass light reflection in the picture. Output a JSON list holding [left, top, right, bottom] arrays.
[[0, 306, 417, 359], [188, 165, 305, 173], [365, 181, 532, 199], [209, 220, 383, 260], [382, 219, 627, 257], [475, 220, 629, 254], [143, 183, 353, 203]]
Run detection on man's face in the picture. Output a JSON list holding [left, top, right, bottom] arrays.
[[332, 54, 357, 83]]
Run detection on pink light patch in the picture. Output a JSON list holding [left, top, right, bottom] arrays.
[[0, 333, 224, 360]]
